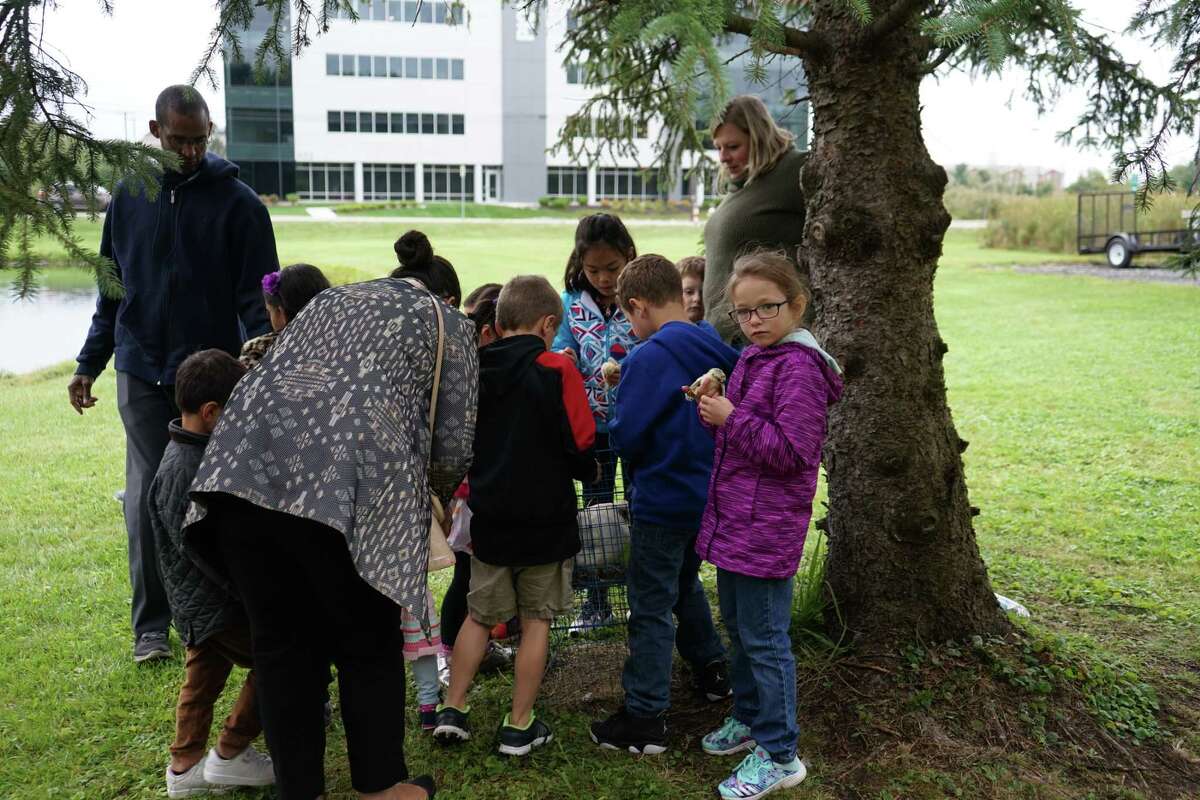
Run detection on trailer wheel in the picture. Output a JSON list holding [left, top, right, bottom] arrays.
[[1106, 237, 1133, 269]]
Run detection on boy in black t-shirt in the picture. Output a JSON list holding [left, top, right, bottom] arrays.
[[434, 275, 599, 757]]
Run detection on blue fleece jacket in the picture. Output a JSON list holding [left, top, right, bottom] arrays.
[[75, 153, 278, 385], [608, 320, 738, 529]]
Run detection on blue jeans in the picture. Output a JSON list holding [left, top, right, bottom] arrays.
[[622, 523, 726, 716], [717, 568, 798, 763]]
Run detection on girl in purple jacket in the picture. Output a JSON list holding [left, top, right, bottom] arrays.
[[694, 251, 843, 800]]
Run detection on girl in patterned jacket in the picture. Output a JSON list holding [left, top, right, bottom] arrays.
[[694, 251, 843, 800], [552, 213, 641, 628]]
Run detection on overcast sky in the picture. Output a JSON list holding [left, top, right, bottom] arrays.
[[40, 0, 1194, 182]]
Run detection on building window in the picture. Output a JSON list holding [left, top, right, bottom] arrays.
[[363, 163, 416, 200], [296, 162, 355, 201], [566, 63, 582, 85], [388, 0, 403, 21], [328, 53, 466, 81], [419, 1, 432, 23], [596, 167, 660, 200], [229, 108, 293, 145], [547, 167, 587, 197], [328, 110, 463, 136], [423, 164, 474, 200]]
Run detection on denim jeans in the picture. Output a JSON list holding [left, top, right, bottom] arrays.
[[717, 568, 798, 763], [622, 523, 726, 716]]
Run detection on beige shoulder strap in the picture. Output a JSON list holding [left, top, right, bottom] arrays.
[[428, 294, 446, 440]]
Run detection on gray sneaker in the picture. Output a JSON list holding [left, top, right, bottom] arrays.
[[133, 631, 171, 663], [165, 760, 229, 798], [202, 745, 275, 787]]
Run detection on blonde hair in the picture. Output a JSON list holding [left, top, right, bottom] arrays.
[[710, 95, 795, 190], [726, 250, 809, 309]]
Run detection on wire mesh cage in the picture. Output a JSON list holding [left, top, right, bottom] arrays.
[[550, 447, 631, 642]]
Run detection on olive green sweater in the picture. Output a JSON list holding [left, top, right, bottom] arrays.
[[702, 148, 808, 343]]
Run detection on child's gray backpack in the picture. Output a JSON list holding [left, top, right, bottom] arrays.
[[574, 501, 631, 583]]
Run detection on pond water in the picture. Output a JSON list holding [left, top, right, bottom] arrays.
[[0, 291, 97, 374]]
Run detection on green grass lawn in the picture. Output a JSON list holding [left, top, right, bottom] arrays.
[[1, 226, 1197, 798]]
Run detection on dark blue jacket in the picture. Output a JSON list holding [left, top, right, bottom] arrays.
[[608, 320, 738, 530], [75, 153, 278, 385]]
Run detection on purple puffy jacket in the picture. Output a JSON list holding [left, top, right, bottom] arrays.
[[696, 338, 843, 579]]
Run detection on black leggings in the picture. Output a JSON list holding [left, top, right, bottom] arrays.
[[213, 498, 408, 799], [439, 553, 472, 648]]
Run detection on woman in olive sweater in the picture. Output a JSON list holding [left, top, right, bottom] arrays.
[[703, 95, 808, 344]]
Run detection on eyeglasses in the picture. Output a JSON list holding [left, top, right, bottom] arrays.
[[728, 302, 785, 324]]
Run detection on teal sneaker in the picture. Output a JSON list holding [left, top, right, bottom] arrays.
[[702, 716, 756, 756], [717, 746, 806, 799]]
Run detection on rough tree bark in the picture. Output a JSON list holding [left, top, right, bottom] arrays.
[[800, 1, 1009, 645]]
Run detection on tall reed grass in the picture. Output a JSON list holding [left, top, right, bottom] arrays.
[[982, 192, 1196, 254]]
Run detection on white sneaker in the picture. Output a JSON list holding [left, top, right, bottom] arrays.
[[202, 745, 275, 787], [165, 761, 229, 798]]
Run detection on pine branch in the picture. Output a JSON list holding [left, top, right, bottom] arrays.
[[867, 0, 931, 43], [724, 12, 830, 60]]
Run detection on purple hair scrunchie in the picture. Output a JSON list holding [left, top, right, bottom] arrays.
[[262, 271, 283, 295]]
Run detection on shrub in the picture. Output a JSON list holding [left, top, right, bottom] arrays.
[[284, 192, 300, 204]]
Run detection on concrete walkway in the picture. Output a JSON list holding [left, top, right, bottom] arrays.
[[269, 211, 992, 229]]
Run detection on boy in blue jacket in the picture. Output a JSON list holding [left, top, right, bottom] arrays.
[[589, 255, 739, 755]]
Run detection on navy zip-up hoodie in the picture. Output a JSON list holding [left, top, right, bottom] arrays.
[[75, 153, 278, 385], [608, 320, 738, 530]]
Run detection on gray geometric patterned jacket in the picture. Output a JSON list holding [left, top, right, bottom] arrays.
[[182, 277, 478, 617]]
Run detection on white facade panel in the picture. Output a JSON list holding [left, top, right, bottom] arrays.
[[291, 4, 504, 166]]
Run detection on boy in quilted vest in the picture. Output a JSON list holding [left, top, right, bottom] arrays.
[[147, 349, 274, 797]]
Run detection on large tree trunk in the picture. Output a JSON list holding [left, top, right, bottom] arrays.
[[802, 2, 1009, 645]]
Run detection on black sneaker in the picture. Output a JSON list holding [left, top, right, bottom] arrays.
[[133, 631, 171, 663], [497, 713, 553, 756], [695, 658, 732, 702], [432, 705, 470, 745], [589, 708, 667, 755]]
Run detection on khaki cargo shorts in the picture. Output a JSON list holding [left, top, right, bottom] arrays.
[[467, 557, 574, 626]]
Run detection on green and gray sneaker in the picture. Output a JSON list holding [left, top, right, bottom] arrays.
[[432, 704, 470, 745], [717, 746, 806, 799], [497, 712, 553, 756], [702, 716, 756, 756]]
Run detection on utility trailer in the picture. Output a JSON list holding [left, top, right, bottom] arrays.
[[1077, 191, 1198, 268]]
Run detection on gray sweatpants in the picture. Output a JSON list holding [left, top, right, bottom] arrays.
[[116, 371, 177, 638]]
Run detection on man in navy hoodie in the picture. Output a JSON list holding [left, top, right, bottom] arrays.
[[590, 254, 739, 754], [67, 85, 278, 662]]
